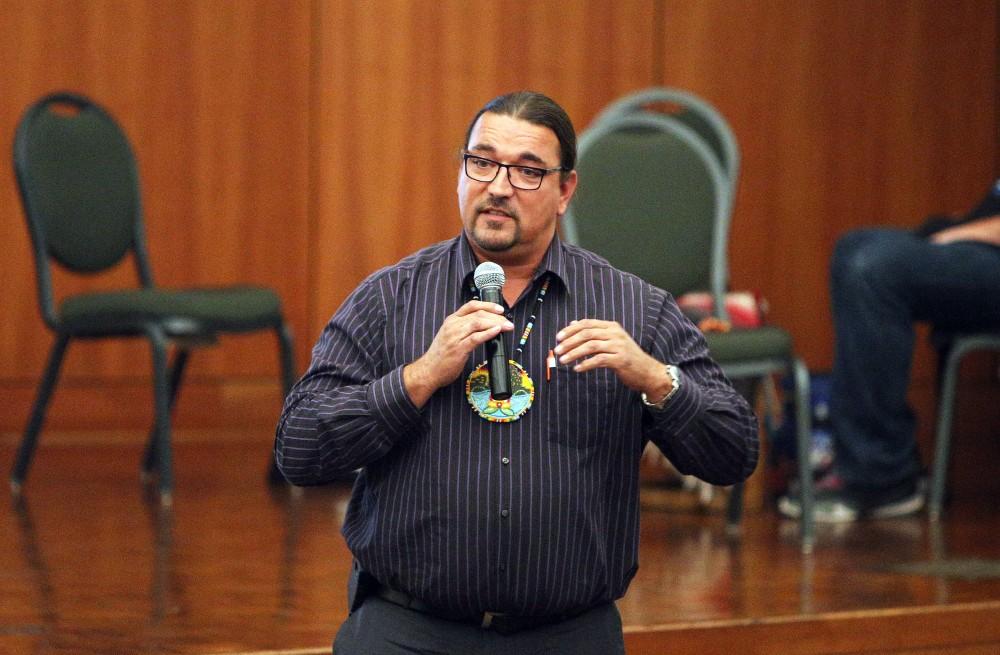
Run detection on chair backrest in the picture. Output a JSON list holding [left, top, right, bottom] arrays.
[[591, 87, 740, 188], [562, 113, 730, 316], [13, 92, 153, 328]]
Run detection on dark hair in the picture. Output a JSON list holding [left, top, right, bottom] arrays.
[[464, 91, 576, 175]]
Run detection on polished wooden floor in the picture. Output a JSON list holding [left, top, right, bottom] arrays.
[[2, 434, 1000, 655]]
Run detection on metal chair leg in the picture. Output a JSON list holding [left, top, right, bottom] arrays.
[[929, 345, 963, 521], [928, 334, 1000, 521], [146, 327, 174, 506], [726, 375, 776, 535], [142, 348, 190, 479], [11, 333, 71, 494], [722, 377, 764, 535], [792, 357, 814, 553]]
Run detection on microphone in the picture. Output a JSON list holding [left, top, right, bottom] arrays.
[[474, 262, 512, 401]]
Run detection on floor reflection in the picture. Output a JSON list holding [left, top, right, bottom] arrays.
[[2, 441, 1000, 654], [145, 499, 176, 624], [10, 495, 57, 647]]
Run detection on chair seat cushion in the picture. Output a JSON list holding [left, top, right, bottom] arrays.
[[59, 286, 283, 335], [704, 325, 793, 363]]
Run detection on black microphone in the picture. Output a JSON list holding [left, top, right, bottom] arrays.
[[474, 262, 512, 401]]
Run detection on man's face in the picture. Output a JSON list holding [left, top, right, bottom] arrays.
[[458, 112, 577, 263]]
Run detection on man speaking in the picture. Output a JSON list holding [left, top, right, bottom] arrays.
[[275, 90, 758, 654]]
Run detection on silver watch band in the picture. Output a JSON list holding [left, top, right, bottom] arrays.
[[641, 364, 681, 410]]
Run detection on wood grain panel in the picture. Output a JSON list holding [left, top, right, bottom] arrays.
[[658, 0, 997, 373], [2, 0, 996, 436], [0, 0, 311, 430], [655, 0, 998, 470], [311, 0, 657, 336]]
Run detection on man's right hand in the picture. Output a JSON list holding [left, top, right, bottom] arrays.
[[403, 300, 514, 408]]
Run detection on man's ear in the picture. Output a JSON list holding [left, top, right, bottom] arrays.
[[557, 170, 578, 215]]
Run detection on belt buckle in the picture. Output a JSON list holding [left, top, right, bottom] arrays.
[[481, 611, 501, 629]]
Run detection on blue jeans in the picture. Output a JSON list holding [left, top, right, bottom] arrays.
[[830, 228, 1000, 491]]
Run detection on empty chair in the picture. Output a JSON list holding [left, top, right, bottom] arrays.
[[11, 91, 296, 504], [590, 86, 740, 204], [563, 111, 815, 551]]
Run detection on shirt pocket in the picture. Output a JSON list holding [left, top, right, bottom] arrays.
[[543, 367, 615, 448]]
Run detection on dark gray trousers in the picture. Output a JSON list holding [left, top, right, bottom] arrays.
[[332, 595, 626, 655]]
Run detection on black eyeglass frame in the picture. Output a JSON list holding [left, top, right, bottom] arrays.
[[462, 152, 566, 190]]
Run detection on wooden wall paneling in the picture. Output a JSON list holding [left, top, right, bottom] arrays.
[[0, 0, 151, 384], [657, 0, 998, 490], [658, 0, 997, 373], [180, 1, 312, 383], [311, 0, 657, 340], [1, 0, 169, 422], [3, 0, 996, 436], [0, 0, 312, 431]]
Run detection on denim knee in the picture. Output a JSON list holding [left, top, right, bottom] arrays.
[[830, 228, 915, 294], [832, 229, 886, 280]]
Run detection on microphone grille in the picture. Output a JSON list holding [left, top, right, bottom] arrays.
[[474, 262, 505, 290]]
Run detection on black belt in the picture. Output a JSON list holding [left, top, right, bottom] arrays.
[[374, 586, 587, 636]]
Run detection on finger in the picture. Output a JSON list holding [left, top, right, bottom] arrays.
[[556, 319, 617, 342], [444, 314, 514, 343], [571, 352, 615, 372], [554, 328, 616, 361], [556, 326, 609, 349], [556, 337, 620, 365], [455, 300, 507, 316], [459, 323, 506, 349], [555, 319, 584, 341], [467, 314, 515, 334]]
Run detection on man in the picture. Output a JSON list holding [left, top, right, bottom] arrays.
[[275, 91, 758, 654], [779, 180, 1000, 523]]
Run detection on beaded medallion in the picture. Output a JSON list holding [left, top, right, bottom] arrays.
[[465, 360, 535, 423]]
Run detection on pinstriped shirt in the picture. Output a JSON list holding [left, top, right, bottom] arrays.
[[275, 233, 758, 618]]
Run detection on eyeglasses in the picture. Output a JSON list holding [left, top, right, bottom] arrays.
[[462, 152, 565, 191]]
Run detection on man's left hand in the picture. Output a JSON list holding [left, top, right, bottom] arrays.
[[554, 319, 673, 400]]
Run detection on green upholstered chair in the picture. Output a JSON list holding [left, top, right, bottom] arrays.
[[928, 332, 1000, 521], [591, 87, 740, 197], [563, 112, 815, 552], [11, 91, 295, 504]]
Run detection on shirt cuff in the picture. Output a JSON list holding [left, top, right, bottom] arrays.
[[366, 365, 424, 441], [642, 369, 705, 433]]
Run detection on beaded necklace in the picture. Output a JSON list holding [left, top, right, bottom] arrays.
[[465, 274, 550, 423]]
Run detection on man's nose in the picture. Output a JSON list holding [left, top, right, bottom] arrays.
[[488, 166, 514, 195]]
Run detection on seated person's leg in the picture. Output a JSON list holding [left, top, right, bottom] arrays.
[[829, 228, 924, 507], [781, 227, 1000, 522]]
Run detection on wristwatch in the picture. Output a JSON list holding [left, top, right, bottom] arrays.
[[641, 364, 681, 410]]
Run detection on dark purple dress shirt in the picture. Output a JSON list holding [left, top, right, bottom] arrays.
[[275, 233, 758, 618]]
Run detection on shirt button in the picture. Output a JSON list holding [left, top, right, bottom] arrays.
[[500, 509, 510, 518], [501, 457, 510, 465], [505, 312, 514, 320]]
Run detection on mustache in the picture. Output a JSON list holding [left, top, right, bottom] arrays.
[[476, 200, 519, 220]]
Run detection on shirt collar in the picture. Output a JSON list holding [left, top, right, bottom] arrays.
[[457, 231, 570, 295], [537, 232, 569, 290]]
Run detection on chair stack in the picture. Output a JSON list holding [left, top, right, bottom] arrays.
[[563, 87, 815, 552]]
